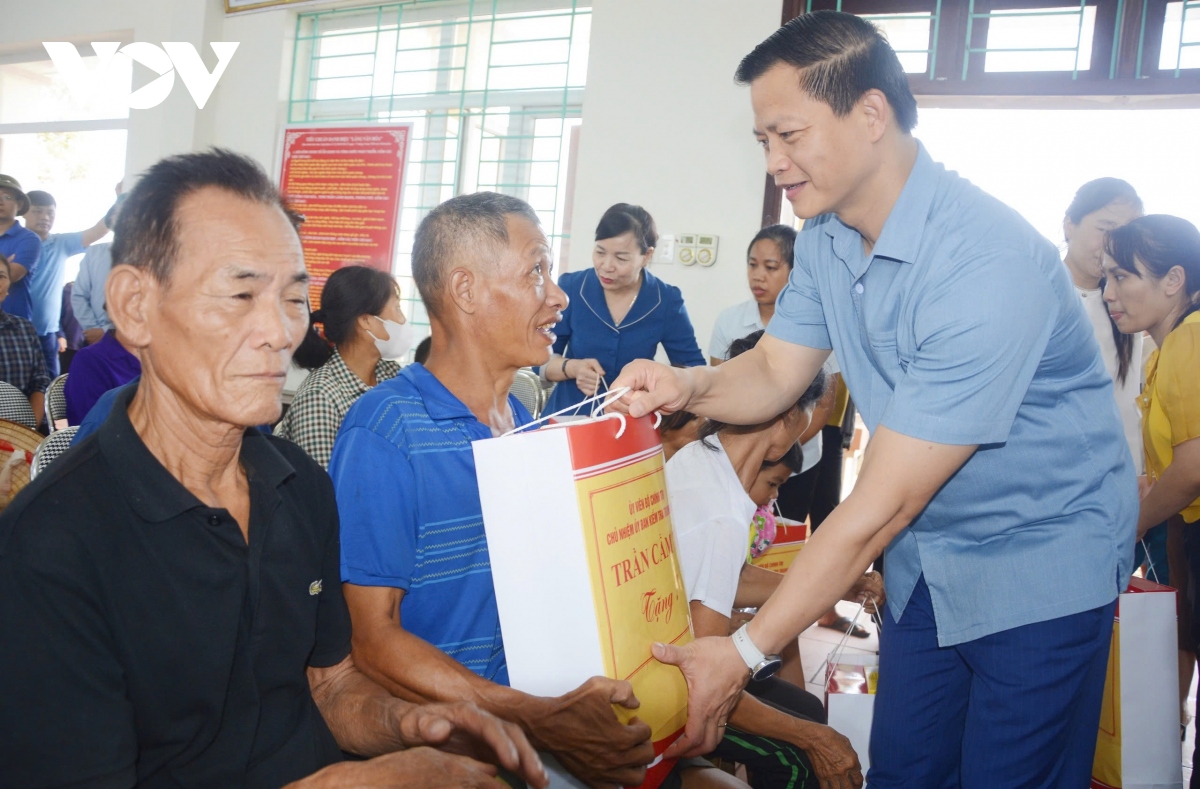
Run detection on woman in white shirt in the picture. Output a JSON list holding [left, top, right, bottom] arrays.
[[1062, 181, 1168, 589], [1062, 178, 1144, 468], [666, 329, 882, 788]]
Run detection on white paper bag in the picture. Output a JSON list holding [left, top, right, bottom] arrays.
[[1092, 578, 1182, 789], [473, 411, 691, 789]]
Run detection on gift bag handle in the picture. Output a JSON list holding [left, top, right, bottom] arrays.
[[502, 386, 631, 437], [810, 600, 868, 693]]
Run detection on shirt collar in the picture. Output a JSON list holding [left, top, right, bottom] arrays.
[[402, 363, 476, 422], [824, 140, 941, 278], [99, 381, 297, 523], [327, 347, 370, 397], [579, 267, 664, 332], [0, 222, 24, 239], [738, 299, 764, 331]]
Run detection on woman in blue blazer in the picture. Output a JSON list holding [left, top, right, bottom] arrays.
[[543, 203, 705, 413]]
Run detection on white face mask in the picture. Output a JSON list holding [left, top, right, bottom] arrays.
[[366, 317, 413, 361]]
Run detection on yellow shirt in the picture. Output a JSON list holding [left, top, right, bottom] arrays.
[[1139, 311, 1200, 524]]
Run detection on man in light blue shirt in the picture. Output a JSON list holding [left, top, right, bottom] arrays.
[[71, 242, 116, 341], [614, 12, 1135, 788], [22, 191, 111, 376], [71, 193, 124, 344]]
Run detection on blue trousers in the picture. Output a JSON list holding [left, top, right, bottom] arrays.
[[38, 332, 59, 379], [868, 576, 1115, 788]]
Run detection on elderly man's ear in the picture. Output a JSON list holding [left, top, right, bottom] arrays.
[[105, 265, 156, 349], [445, 267, 479, 315]]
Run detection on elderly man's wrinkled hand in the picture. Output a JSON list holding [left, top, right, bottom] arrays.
[[609, 359, 695, 419], [395, 700, 547, 789], [285, 747, 504, 788], [521, 676, 654, 789], [795, 724, 863, 789]]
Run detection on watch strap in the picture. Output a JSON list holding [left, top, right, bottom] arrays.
[[732, 624, 765, 670]]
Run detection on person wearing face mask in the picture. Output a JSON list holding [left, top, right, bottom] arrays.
[[276, 265, 410, 469], [542, 203, 705, 413]]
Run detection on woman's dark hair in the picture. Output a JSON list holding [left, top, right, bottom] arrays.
[[1065, 178, 1143, 228], [748, 224, 797, 269], [595, 203, 657, 253], [659, 410, 698, 435], [762, 441, 804, 475], [1064, 179, 1142, 386], [1106, 214, 1200, 331], [735, 11, 918, 133], [699, 329, 827, 444], [294, 265, 398, 370]]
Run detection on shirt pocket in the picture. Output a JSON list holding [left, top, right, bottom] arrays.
[[864, 330, 903, 386]]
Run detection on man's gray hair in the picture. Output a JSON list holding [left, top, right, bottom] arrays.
[[112, 148, 300, 284], [412, 191, 541, 317]]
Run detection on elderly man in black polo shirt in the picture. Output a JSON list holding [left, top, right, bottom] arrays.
[[0, 149, 546, 789]]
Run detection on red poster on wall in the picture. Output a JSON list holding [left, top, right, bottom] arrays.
[[278, 125, 410, 309]]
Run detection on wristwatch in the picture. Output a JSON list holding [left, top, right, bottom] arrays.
[[732, 623, 782, 681]]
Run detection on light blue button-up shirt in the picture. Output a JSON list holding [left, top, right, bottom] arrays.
[[70, 242, 113, 331], [29, 232, 84, 335], [767, 143, 1136, 646]]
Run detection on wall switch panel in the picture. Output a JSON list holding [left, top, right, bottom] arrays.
[[653, 233, 675, 264]]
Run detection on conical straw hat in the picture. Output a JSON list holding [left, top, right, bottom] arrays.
[[0, 419, 43, 500]]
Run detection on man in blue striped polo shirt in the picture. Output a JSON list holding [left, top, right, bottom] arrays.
[[330, 193, 669, 788]]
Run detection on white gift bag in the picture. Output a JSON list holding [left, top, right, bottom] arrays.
[[473, 404, 691, 789], [1091, 577, 1182, 789]]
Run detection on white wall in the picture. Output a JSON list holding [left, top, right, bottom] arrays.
[[2, 0, 294, 181], [570, 0, 781, 356], [4, 0, 781, 346]]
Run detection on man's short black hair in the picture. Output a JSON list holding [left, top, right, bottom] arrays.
[[112, 148, 296, 284], [411, 191, 541, 318], [735, 10, 918, 133], [26, 191, 55, 207]]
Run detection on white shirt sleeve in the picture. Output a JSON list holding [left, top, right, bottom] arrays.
[[675, 514, 751, 617]]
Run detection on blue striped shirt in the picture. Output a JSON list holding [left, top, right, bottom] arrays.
[[330, 364, 531, 683]]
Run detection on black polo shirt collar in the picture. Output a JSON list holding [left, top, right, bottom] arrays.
[[99, 381, 296, 523]]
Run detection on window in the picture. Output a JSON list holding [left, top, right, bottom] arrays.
[[981, 5, 1097, 73], [1161, 1, 1200, 72], [866, 11, 936, 74], [290, 0, 591, 332]]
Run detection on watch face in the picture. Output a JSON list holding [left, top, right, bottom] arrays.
[[751, 657, 783, 682]]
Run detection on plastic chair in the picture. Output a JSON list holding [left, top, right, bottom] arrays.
[[31, 426, 79, 480], [45, 373, 68, 431], [0, 381, 37, 430], [509, 368, 545, 419]]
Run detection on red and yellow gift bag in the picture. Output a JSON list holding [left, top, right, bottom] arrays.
[[473, 411, 691, 789]]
